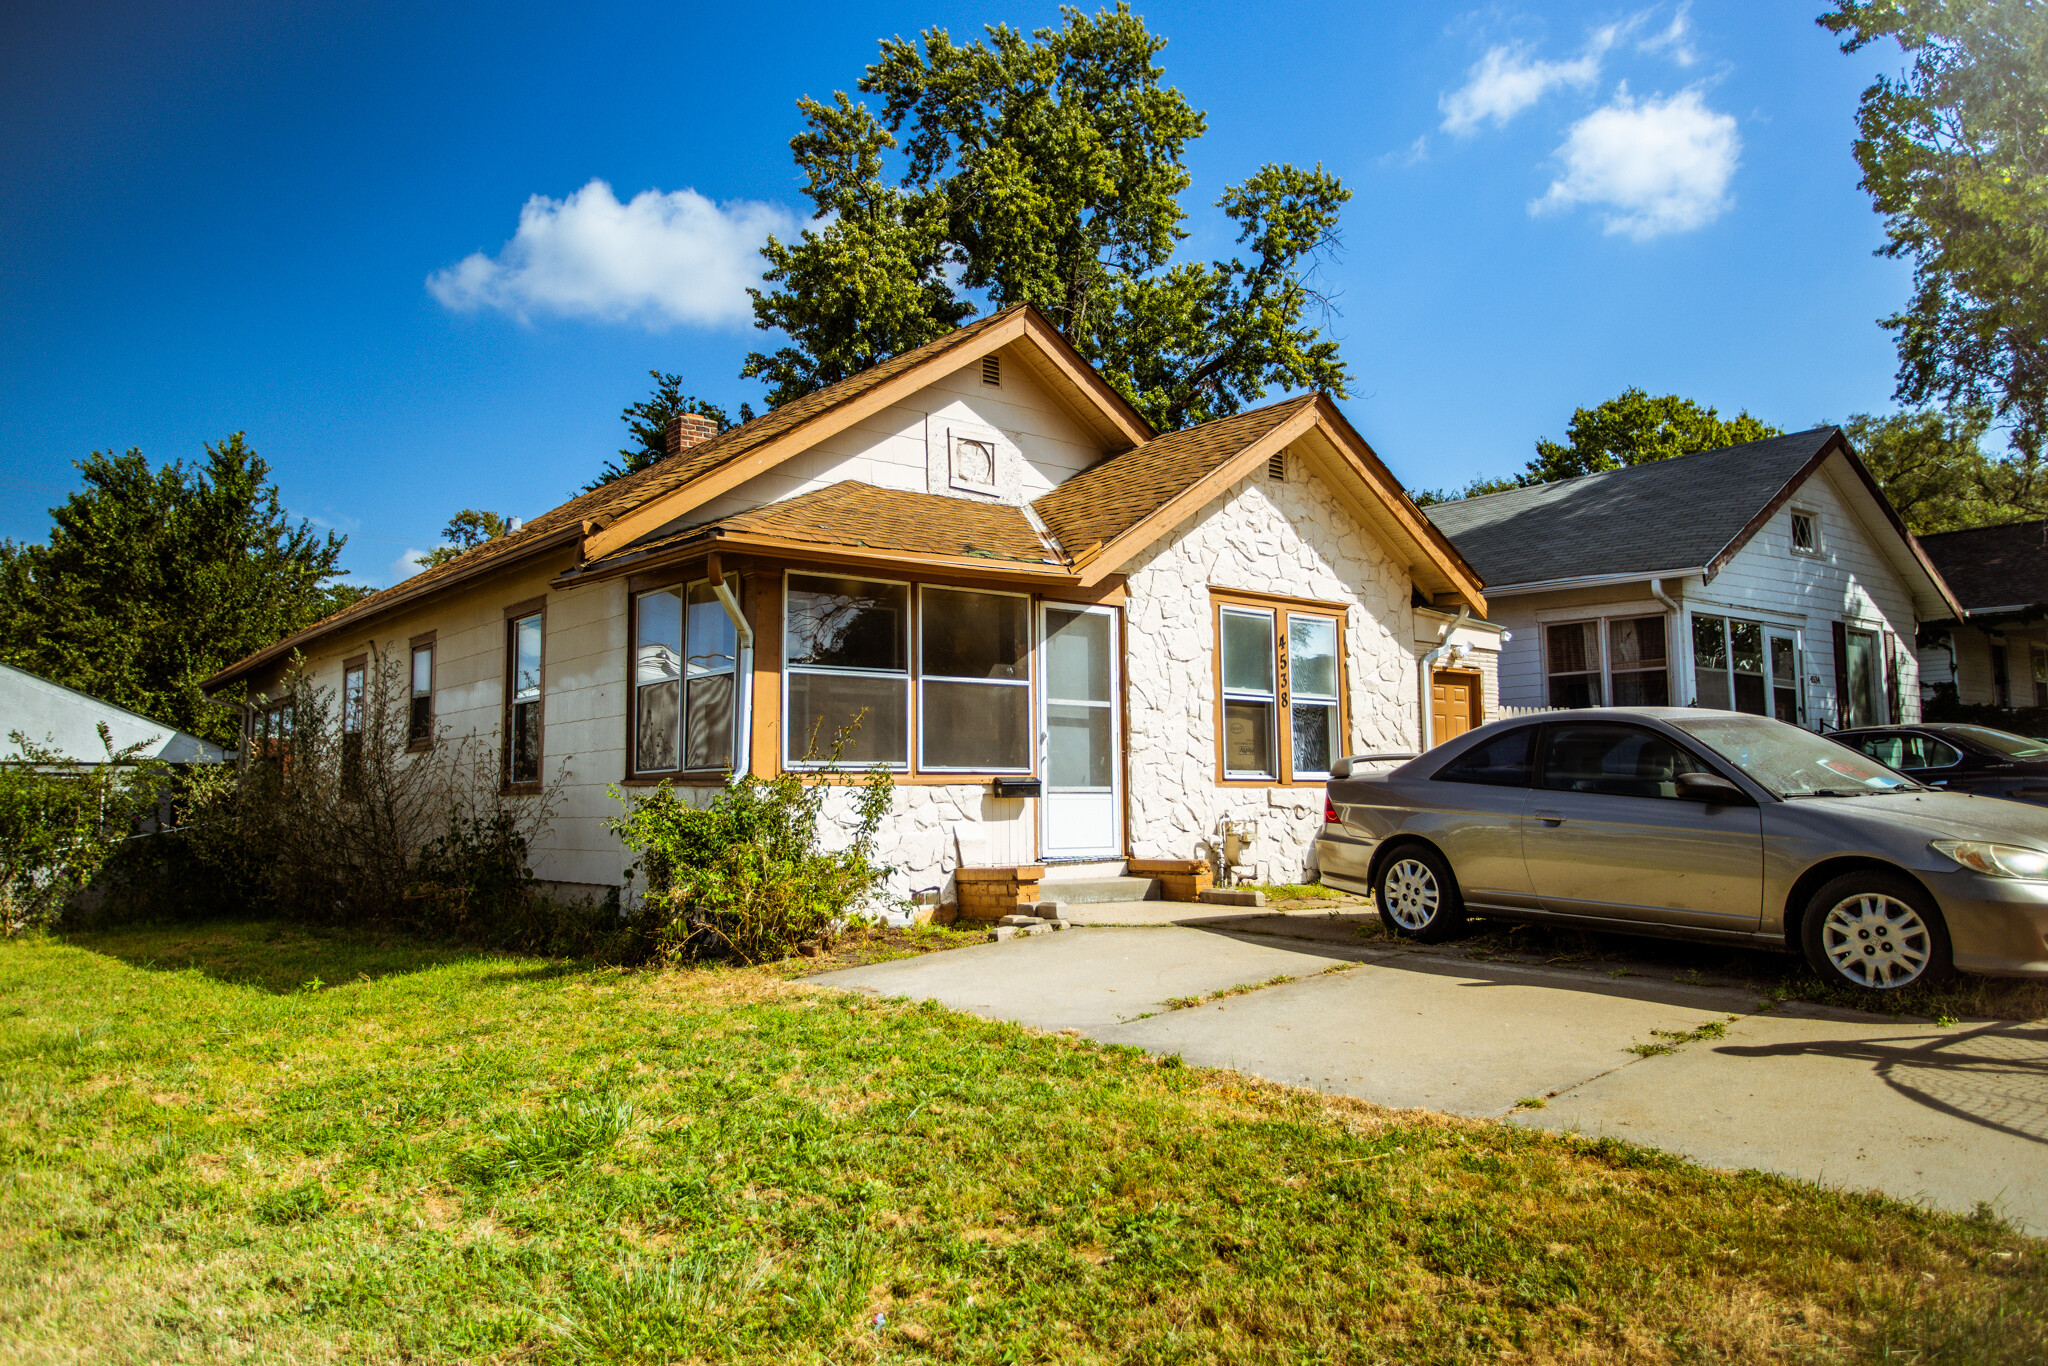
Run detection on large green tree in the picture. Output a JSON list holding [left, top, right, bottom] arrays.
[[744, 5, 1352, 431], [585, 370, 751, 491], [418, 509, 515, 569], [1837, 405, 2021, 532], [1820, 1, 2048, 485], [0, 435, 365, 745]]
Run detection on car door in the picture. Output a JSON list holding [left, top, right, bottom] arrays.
[[1425, 724, 1539, 909], [1522, 721, 1765, 931]]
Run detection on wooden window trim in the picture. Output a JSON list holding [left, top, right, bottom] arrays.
[[1210, 590, 1349, 789], [406, 632, 436, 753], [626, 572, 745, 783], [503, 603, 546, 794]]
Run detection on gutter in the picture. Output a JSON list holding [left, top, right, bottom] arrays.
[[1477, 567, 1706, 597], [1418, 605, 1471, 753]]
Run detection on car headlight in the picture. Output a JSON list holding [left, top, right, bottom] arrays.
[[1931, 839, 2048, 880]]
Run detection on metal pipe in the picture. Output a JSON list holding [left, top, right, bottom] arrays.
[[1650, 577, 1687, 705], [1419, 605, 1471, 752]]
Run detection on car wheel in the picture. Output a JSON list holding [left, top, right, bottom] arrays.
[[1374, 844, 1466, 943], [1800, 871, 1953, 992]]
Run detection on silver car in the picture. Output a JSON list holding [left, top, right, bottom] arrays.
[[1316, 708, 2048, 992]]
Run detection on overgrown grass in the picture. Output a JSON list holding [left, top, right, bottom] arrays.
[[2, 919, 2043, 1363]]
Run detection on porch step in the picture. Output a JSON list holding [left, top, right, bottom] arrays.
[[1038, 876, 1160, 904]]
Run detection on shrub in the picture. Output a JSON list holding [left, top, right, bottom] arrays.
[[610, 743, 896, 965], [0, 726, 165, 935]]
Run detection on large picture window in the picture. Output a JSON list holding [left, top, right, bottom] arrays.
[[1543, 613, 1674, 710], [918, 587, 1030, 771], [784, 574, 910, 766], [506, 607, 544, 788], [1213, 595, 1345, 783], [634, 575, 740, 774], [1694, 614, 1802, 722]]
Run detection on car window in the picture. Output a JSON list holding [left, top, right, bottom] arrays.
[[1433, 726, 1535, 787], [1941, 725, 2048, 760], [1671, 714, 1909, 795], [1538, 724, 1711, 799], [1854, 734, 1907, 770], [1905, 734, 1963, 768]]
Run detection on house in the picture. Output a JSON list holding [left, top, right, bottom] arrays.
[[1915, 519, 2048, 712], [1, 662, 227, 765], [1424, 428, 1963, 730], [201, 304, 1491, 908]]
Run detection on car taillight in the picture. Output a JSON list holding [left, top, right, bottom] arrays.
[[1324, 796, 1340, 825]]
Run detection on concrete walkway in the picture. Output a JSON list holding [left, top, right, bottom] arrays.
[[813, 915, 2048, 1233]]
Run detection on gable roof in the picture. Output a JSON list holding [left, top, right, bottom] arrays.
[[1, 662, 226, 764], [1918, 518, 2048, 616]]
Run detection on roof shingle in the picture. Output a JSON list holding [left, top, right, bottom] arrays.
[[1918, 518, 2048, 614]]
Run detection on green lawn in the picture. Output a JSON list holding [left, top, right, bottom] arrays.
[[2, 921, 2043, 1364]]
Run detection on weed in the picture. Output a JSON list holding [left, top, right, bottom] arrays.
[[1628, 1018, 1735, 1058]]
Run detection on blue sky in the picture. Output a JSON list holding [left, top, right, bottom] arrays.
[[2, 1, 1914, 590]]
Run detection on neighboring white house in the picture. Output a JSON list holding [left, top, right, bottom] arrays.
[[1, 662, 227, 765], [204, 305, 1494, 908], [1915, 519, 2048, 713], [1425, 429, 1963, 731]]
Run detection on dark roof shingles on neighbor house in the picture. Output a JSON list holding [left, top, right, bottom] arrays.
[[1423, 428, 1840, 589], [1918, 519, 2048, 614]]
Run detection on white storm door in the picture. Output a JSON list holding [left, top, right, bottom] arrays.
[[1040, 604, 1122, 858]]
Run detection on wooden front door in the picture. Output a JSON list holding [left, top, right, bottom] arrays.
[[1430, 668, 1483, 747]]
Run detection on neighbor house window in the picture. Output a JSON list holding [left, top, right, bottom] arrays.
[[506, 606, 544, 788], [1219, 606, 1278, 779], [1790, 509, 1820, 556], [633, 575, 740, 775], [784, 573, 910, 767], [1694, 614, 1802, 721], [1606, 616, 1669, 706], [918, 586, 1031, 772], [1545, 621, 1602, 708], [2034, 647, 2047, 708], [407, 634, 435, 749], [1288, 615, 1340, 778], [342, 656, 366, 796], [1992, 644, 2011, 709]]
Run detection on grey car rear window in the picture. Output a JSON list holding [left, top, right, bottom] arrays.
[[1434, 727, 1535, 787]]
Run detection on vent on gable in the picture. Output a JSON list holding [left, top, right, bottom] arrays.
[[1267, 451, 1286, 482], [982, 354, 1002, 386]]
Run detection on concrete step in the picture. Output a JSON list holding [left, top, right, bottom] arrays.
[[1039, 875, 1160, 904]]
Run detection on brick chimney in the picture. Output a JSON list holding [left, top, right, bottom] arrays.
[[664, 412, 721, 459]]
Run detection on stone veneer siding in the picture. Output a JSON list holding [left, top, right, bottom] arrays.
[[1121, 466, 1419, 882]]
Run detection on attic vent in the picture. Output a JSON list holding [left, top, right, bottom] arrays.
[[1267, 451, 1286, 482], [982, 354, 1002, 386]]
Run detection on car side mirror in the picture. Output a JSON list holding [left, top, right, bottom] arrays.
[[1677, 771, 1744, 803]]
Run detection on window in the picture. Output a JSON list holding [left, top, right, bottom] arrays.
[[1289, 615, 1340, 778], [633, 575, 740, 775], [1219, 606, 1278, 779], [1540, 723, 1710, 800], [1853, 732, 1962, 771], [2034, 647, 2047, 708], [919, 587, 1031, 771], [342, 657, 366, 796], [1546, 621, 1602, 708], [950, 433, 998, 494], [1992, 644, 2011, 709], [506, 607, 544, 787], [408, 635, 435, 749], [785, 574, 910, 766], [1790, 509, 1820, 556], [1695, 615, 1800, 721], [1435, 726, 1535, 787], [1606, 616, 1669, 706]]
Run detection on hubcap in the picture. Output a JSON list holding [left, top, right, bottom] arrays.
[[1820, 893, 1932, 989], [1382, 858, 1441, 931]]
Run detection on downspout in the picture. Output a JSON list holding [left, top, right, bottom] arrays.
[[1419, 605, 1471, 752], [705, 550, 755, 771], [1650, 578, 1687, 705]]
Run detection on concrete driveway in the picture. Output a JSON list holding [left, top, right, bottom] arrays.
[[812, 914, 2048, 1233]]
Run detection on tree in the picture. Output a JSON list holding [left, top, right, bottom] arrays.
[[0, 434, 365, 745], [744, 5, 1353, 430], [1524, 388, 1783, 484], [419, 509, 515, 569], [584, 371, 752, 491], [1819, 2, 2048, 482], [1838, 406, 2020, 533]]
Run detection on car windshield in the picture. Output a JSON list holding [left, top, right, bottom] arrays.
[[1669, 714, 1915, 796], [1942, 725, 2048, 759]]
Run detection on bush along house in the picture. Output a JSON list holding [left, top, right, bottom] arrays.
[[203, 305, 1488, 916], [1425, 428, 1963, 731]]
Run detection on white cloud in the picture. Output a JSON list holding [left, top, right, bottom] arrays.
[[391, 549, 432, 582], [1380, 135, 1431, 168], [1640, 4, 1697, 66], [427, 179, 798, 328], [1531, 85, 1738, 239], [1438, 25, 1621, 135]]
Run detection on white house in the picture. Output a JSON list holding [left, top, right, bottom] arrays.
[[204, 305, 1494, 912], [1425, 429, 1963, 730], [1, 662, 226, 765]]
